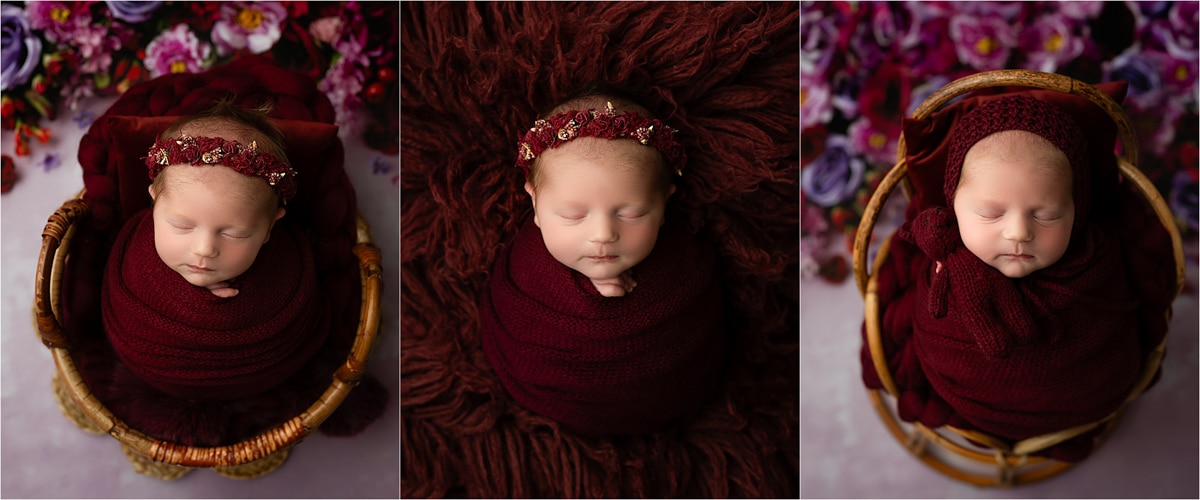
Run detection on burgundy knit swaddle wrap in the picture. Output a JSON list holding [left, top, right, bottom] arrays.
[[102, 209, 329, 401], [890, 95, 1141, 441], [480, 218, 726, 436]]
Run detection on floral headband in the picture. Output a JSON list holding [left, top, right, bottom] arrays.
[[145, 135, 298, 203], [515, 102, 686, 177]]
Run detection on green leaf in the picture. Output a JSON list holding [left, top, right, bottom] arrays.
[[23, 90, 52, 119]]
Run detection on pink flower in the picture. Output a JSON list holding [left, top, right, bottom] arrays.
[[1019, 14, 1085, 73], [211, 1, 287, 56], [27, 2, 89, 44], [72, 23, 121, 75], [145, 24, 213, 78], [949, 15, 1017, 71], [309, 16, 343, 45], [801, 73, 832, 127], [848, 117, 898, 167], [319, 56, 365, 127], [1057, 2, 1104, 20]]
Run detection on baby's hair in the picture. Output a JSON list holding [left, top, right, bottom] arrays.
[[527, 82, 674, 195]]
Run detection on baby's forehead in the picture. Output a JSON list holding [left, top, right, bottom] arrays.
[[964, 130, 1070, 167]]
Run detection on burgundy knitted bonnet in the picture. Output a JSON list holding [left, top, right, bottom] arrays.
[[945, 95, 1090, 225]]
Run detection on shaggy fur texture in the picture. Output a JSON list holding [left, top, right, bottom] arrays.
[[401, 3, 799, 497]]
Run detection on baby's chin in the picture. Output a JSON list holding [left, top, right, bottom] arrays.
[[176, 270, 226, 289]]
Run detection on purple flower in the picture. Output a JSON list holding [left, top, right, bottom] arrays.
[[27, 2, 89, 44], [801, 6, 838, 75], [1169, 170, 1198, 233], [73, 109, 96, 130], [801, 73, 832, 128], [1020, 14, 1085, 73], [802, 135, 865, 207], [867, 2, 919, 51], [105, 1, 162, 24], [1142, 4, 1198, 60], [848, 22, 888, 73], [211, 2, 287, 56], [145, 24, 213, 78], [848, 117, 898, 167], [830, 69, 860, 119], [906, 76, 950, 117], [954, 2, 1029, 21], [371, 157, 392, 174], [949, 15, 1017, 71], [1, 4, 42, 91], [1057, 2, 1104, 20], [1104, 49, 1164, 107], [1133, 2, 1172, 20], [38, 152, 60, 172]]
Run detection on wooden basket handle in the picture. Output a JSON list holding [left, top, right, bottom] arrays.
[[35, 197, 90, 348], [854, 70, 1143, 297]]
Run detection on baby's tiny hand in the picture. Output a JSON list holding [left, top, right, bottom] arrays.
[[935, 261, 943, 274], [206, 281, 239, 298], [590, 272, 637, 297]]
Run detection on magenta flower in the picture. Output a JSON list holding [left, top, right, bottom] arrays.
[[1019, 14, 1085, 73], [801, 73, 832, 128], [211, 2, 287, 56], [903, 17, 960, 78], [145, 24, 212, 78], [949, 15, 1017, 71], [27, 2, 89, 44], [848, 117, 898, 167]]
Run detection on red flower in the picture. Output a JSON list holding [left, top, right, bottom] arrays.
[[1, 155, 14, 193], [857, 61, 912, 131], [801, 125, 828, 167]]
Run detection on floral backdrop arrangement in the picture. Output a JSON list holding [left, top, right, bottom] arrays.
[[801, 1, 1198, 283], [0, 1, 398, 191]]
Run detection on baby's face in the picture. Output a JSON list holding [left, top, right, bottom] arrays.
[[526, 137, 673, 282], [952, 131, 1075, 278], [150, 165, 283, 289]]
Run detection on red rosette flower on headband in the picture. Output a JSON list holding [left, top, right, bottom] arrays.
[[145, 135, 299, 203], [515, 102, 687, 177]]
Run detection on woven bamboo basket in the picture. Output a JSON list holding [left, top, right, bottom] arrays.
[[852, 70, 1186, 487], [34, 189, 383, 480]]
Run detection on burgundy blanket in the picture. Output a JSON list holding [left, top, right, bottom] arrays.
[[101, 208, 329, 401], [480, 217, 725, 436], [899, 207, 1140, 441]]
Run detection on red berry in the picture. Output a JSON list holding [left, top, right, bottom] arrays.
[[365, 82, 386, 104], [0, 98, 12, 118], [377, 67, 396, 83]]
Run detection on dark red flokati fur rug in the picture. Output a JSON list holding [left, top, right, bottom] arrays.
[[60, 55, 386, 447], [401, 3, 799, 498]]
